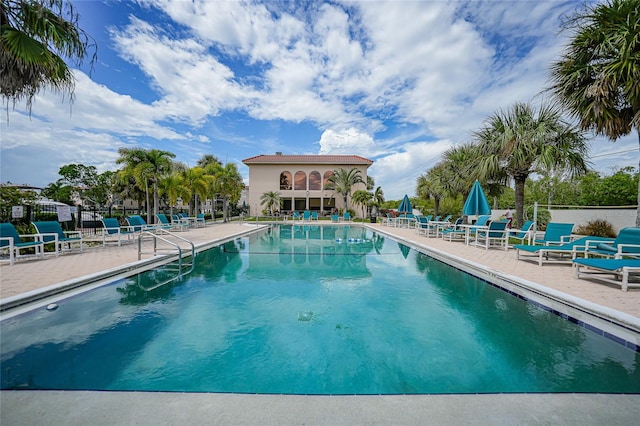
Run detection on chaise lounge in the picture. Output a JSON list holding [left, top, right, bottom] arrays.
[[0, 222, 45, 265], [515, 235, 614, 266], [32, 221, 83, 255], [573, 257, 640, 291]]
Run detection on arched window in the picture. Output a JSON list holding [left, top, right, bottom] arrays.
[[280, 171, 292, 190], [323, 171, 334, 190], [309, 171, 321, 190], [294, 171, 307, 190]]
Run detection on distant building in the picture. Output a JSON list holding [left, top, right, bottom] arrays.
[[242, 153, 373, 217]]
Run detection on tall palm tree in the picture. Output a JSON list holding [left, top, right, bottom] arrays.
[[116, 147, 152, 222], [417, 164, 448, 216], [1, 0, 96, 114], [548, 0, 640, 225], [197, 154, 221, 168], [474, 102, 589, 227], [351, 189, 373, 218], [159, 172, 189, 215], [215, 163, 244, 222], [440, 142, 481, 199], [326, 167, 363, 211], [144, 149, 176, 220], [260, 191, 281, 215], [182, 166, 210, 215]]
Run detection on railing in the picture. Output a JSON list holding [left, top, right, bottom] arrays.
[[137, 229, 196, 291]]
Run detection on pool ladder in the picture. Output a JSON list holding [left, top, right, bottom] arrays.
[[137, 229, 196, 290]]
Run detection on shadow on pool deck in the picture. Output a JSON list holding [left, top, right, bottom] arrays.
[[1, 221, 639, 424]]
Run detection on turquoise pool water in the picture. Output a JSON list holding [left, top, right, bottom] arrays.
[[1, 224, 639, 394]]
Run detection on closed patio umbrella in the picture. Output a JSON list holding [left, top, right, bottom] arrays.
[[397, 194, 412, 215], [462, 180, 491, 216]]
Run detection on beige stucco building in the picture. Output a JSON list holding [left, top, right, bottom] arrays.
[[242, 154, 373, 217]]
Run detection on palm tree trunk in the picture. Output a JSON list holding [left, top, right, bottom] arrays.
[[153, 179, 159, 219], [514, 177, 526, 229], [145, 181, 151, 224]]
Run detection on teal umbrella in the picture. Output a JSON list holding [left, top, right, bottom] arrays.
[[462, 180, 491, 216], [397, 194, 412, 214]]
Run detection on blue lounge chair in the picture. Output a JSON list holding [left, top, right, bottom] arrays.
[[126, 215, 169, 232], [32, 221, 83, 255], [508, 220, 535, 246], [331, 214, 339, 223], [581, 227, 640, 259], [441, 218, 465, 242], [303, 210, 311, 221], [0, 222, 45, 265], [157, 213, 186, 231], [573, 257, 640, 291], [101, 218, 135, 246], [341, 212, 351, 222], [531, 222, 575, 246], [515, 235, 614, 266], [464, 214, 492, 244], [292, 211, 301, 221], [310, 211, 319, 220], [475, 220, 509, 250], [414, 215, 430, 236], [196, 213, 206, 227]]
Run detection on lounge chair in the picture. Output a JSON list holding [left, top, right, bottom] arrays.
[[157, 214, 186, 231], [530, 222, 575, 246], [474, 220, 509, 250], [441, 218, 465, 242], [292, 211, 301, 221], [101, 218, 135, 246], [464, 214, 492, 244], [580, 227, 640, 259], [32, 221, 83, 255], [573, 257, 640, 291], [515, 235, 614, 266], [331, 214, 339, 222], [195, 213, 206, 227], [341, 212, 351, 222], [414, 215, 429, 236], [0, 222, 45, 265], [311, 211, 319, 220], [508, 220, 535, 246], [303, 210, 311, 221], [126, 215, 169, 232], [384, 213, 397, 227]]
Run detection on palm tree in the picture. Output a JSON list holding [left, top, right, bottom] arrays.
[[116, 147, 153, 222], [473, 102, 589, 228], [197, 154, 221, 168], [548, 0, 640, 225], [143, 149, 176, 220], [1, 0, 96, 114], [372, 186, 384, 215], [416, 164, 448, 216], [440, 142, 481, 199], [260, 191, 281, 215], [159, 172, 189, 215], [326, 167, 363, 211], [215, 163, 244, 222], [181, 166, 211, 215], [351, 189, 373, 218]]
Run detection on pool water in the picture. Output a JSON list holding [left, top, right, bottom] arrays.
[[1, 225, 639, 394]]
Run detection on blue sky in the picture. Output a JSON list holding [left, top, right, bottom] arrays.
[[1, 0, 637, 200]]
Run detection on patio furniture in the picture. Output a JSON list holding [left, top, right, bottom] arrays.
[[311, 212, 319, 220], [508, 220, 535, 246], [32, 221, 83, 255], [303, 210, 311, 221], [580, 227, 640, 259], [573, 257, 640, 291], [101, 218, 135, 246], [531, 222, 575, 246], [515, 235, 614, 266], [331, 214, 339, 222], [474, 220, 509, 250], [158, 214, 187, 231], [341, 212, 352, 222], [441, 218, 465, 242], [0, 222, 45, 265]]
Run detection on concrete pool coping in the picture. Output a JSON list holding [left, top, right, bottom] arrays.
[[1, 221, 639, 424]]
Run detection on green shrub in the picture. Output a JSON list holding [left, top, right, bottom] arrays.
[[575, 220, 616, 237]]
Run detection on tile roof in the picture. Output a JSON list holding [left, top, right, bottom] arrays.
[[242, 154, 373, 165]]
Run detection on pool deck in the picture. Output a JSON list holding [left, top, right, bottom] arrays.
[[1, 221, 639, 425]]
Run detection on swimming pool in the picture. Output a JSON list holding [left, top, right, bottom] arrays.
[[1, 224, 639, 394]]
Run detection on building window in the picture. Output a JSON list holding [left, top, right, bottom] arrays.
[[280, 171, 292, 190], [294, 171, 307, 190], [323, 171, 334, 190], [309, 171, 321, 190]]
